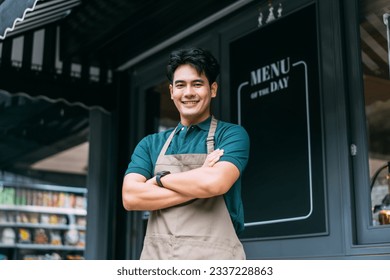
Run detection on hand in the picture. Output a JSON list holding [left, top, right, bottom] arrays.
[[146, 176, 157, 186], [203, 148, 224, 167]]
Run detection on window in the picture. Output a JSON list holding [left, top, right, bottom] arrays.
[[360, 0, 390, 228], [348, 0, 390, 244]]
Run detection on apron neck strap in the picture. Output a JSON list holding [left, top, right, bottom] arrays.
[[158, 115, 219, 158], [206, 116, 218, 154], [158, 126, 177, 159]]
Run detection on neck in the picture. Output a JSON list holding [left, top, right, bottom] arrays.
[[181, 114, 211, 126]]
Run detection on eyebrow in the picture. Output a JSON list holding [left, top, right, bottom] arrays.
[[174, 79, 205, 84]]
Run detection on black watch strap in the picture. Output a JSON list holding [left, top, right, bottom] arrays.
[[156, 171, 170, 188]]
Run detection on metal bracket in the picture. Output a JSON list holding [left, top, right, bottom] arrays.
[[384, 13, 390, 78], [350, 144, 357, 156]]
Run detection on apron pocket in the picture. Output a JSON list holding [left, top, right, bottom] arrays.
[[140, 234, 173, 260], [173, 235, 245, 260]]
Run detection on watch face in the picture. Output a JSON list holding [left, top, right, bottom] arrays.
[[156, 171, 170, 187]]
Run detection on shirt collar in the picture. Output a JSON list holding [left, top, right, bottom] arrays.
[[175, 116, 212, 134], [196, 116, 213, 131]]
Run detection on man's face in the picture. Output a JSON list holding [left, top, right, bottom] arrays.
[[169, 64, 217, 126]]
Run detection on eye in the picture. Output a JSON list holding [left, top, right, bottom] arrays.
[[175, 83, 184, 88], [194, 82, 203, 87]]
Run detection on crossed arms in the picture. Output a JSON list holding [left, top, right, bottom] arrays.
[[122, 149, 240, 211]]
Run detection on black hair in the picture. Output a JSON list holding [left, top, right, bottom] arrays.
[[166, 48, 220, 84]]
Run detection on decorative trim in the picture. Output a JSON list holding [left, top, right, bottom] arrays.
[[0, 89, 110, 114], [0, 0, 39, 40]]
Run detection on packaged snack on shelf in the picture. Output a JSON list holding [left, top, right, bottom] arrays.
[[75, 195, 86, 209], [51, 192, 59, 207], [49, 230, 62, 246], [15, 188, 22, 205], [49, 214, 59, 224], [1, 227, 16, 244], [0, 211, 7, 223], [23, 254, 39, 260], [35, 191, 43, 206], [58, 193, 66, 207], [18, 228, 32, 243], [42, 191, 51, 207], [23, 253, 62, 260], [34, 228, 49, 244], [15, 188, 27, 206], [15, 213, 20, 223], [29, 213, 39, 224], [21, 188, 27, 205], [2, 188, 15, 205], [76, 216, 86, 227], [6, 211, 16, 223], [77, 230, 86, 247], [60, 215, 67, 224], [39, 191, 45, 206], [66, 254, 84, 260], [64, 228, 79, 246], [17, 212, 29, 223], [40, 213, 50, 224], [69, 193, 76, 208], [45, 253, 62, 260], [26, 188, 33, 205], [50, 214, 67, 225], [32, 190, 38, 206]]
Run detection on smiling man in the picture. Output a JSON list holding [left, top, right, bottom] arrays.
[[122, 48, 250, 260]]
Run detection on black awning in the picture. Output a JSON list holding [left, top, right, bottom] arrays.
[[0, 0, 38, 39], [0, 89, 91, 170]]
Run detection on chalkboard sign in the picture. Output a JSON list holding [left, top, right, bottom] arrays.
[[230, 4, 326, 239]]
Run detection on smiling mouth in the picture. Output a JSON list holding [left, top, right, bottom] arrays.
[[181, 101, 199, 105]]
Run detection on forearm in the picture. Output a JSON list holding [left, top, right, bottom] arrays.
[[122, 174, 194, 211], [160, 161, 239, 198]]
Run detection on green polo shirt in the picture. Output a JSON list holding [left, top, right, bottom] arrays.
[[125, 116, 250, 234]]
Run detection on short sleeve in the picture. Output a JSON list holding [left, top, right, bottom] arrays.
[[216, 124, 250, 174], [124, 135, 154, 179]]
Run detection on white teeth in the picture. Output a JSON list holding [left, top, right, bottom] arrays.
[[182, 101, 198, 104]]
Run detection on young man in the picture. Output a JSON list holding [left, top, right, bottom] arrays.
[[122, 48, 250, 259]]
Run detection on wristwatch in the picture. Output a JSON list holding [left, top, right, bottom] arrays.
[[156, 171, 171, 188]]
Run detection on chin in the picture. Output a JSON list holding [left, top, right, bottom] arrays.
[[180, 109, 198, 117]]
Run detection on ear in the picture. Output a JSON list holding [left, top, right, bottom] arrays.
[[169, 84, 173, 99], [211, 82, 218, 98]]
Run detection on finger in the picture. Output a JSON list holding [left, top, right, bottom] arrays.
[[211, 149, 223, 157], [208, 154, 222, 167]]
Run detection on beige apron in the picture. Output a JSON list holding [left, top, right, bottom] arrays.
[[140, 116, 246, 260]]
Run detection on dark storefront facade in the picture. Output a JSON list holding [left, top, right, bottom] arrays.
[[1, 0, 390, 260]]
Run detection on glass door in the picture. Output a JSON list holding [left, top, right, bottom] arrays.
[[346, 0, 390, 244]]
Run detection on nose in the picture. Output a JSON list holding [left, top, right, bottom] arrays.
[[183, 85, 195, 97]]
